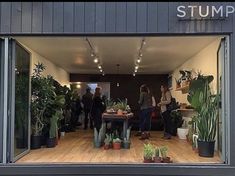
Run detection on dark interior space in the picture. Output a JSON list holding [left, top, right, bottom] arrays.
[[70, 74, 168, 130]]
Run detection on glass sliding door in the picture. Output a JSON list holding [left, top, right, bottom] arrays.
[[217, 37, 228, 163], [8, 40, 31, 162], [0, 39, 4, 163]]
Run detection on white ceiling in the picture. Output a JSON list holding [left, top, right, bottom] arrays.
[[15, 36, 220, 74]]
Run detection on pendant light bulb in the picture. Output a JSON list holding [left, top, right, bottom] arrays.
[[137, 58, 141, 63], [94, 58, 98, 63]]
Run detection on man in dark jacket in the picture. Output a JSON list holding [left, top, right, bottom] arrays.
[[70, 93, 83, 131], [82, 88, 93, 129]]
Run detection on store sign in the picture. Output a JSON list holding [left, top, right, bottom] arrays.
[[177, 5, 235, 19]]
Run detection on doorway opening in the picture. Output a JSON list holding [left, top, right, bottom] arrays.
[[6, 35, 228, 164]]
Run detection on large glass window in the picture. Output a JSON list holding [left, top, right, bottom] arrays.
[[12, 43, 30, 160]]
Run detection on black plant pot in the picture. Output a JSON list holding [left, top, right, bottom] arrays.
[[197, 140, 215, 157], [31, 136, 42, 149], [123, 142, 131, 149], [40, 135, 47, 146], [47, 137, 56, 148]]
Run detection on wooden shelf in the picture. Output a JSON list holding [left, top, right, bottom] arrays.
[[175, 85, 189, 94]]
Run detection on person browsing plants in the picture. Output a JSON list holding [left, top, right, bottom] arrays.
[[158, 84, 172, 139]]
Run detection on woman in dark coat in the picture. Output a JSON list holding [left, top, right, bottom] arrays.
[[90, 87, 106, 131]]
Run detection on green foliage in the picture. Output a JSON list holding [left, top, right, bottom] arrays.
[[104, 134, 112, 145], [31, 62, 56, 136], [159, 146, 168, 158], [170, 111, 184, 128], [196, 80, 219, 142], [113, 138, 122, 143], [187, 72, 214, 112], [143, 143, 155, 159]]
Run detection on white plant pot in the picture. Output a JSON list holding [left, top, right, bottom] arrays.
[[177, 128, 189, 140], [61, 132, 65, 137]]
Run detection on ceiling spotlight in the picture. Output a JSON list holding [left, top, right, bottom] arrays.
[[134, 69, 137, 73], [137, 58, 141, 63], [135, 65, 139, 70], [133, 73, 136, 77], [139, 53, 143, 57], [94, 58, 98, 63], [143, 40, 146, 45], [91, 53, 95, 57], [100, 69, 103, 72], [102, 72, 105, 76], [98, 65, 102, 69]]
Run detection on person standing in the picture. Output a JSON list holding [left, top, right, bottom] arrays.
[[138, 84, 153, 140], [70, 93, 83, 131], [90, 87, 106, 132], [82, 87, 94, 130], [158, 85, 172, 139]]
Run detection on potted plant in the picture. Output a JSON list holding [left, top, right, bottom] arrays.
[[143, 143, 154, 163], [123, 127, 131, 149], [154, 147, 162, 163], [170, 111, 184, 136], [159, 146, 172, 163], [46, 95, 65, 148], [103, 134, 112, 150], [113, 138, 122, 150], [196, 81, 219, 157], [94, 125, 105, 148], [187, 73, 219, 157], [31, 63, 55, 149], [177, 120, 189, 140], [175, 78, 181, 89]]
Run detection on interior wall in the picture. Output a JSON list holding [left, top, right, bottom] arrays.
[[70, 74, 168, 113], [170, 38, 221, 104], [19, 43, 70, 87]]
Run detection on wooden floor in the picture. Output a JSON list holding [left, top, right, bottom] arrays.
[[17, 130, 222, 164]]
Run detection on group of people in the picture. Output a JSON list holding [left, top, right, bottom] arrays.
[[136, 84, 173, 140], [70, 84, 173, 141], [70, 87, 106, 131]]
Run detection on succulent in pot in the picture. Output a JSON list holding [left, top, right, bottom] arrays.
[[143, 143, 154, 163], [154, 147, 162, 163], [112, 138, 122, 150], [104, 134, 112, 150]]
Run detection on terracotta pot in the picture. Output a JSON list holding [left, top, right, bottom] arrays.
[[143, 157, 153, 163], [154, 157, 162, 163], [113, 142, 121, 150], [162, 157, 171, 163], [104, 144, 109, 150], [117, 109, 123, 115]]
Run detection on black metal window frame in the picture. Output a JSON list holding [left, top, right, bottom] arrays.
[[0, 32, 234, 176]]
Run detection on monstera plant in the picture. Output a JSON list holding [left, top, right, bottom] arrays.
[[187, 72, 214, 112]]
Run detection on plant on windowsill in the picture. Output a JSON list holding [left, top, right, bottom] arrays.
[[154, 147, 162, 163], [159, 146, 172, 163], [143, 143, 154, 163]]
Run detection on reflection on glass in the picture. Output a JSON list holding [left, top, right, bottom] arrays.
[[14, 43, 30, 157]]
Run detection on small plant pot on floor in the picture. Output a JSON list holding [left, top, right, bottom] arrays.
[[31, 135, 42, 149], [162, 157, 172, 163], [103, 144, 109, 150], [154, 157, 162, 163], [143, 157, 154, 163], [47, 137, 56, 148], [94, 141, 101, 148], [177, 128, 189, 139], [197, 140, 215, 157], [60, 131, 65, 137], [113, 142, 121, 150], [122, 142, 131, 149]]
